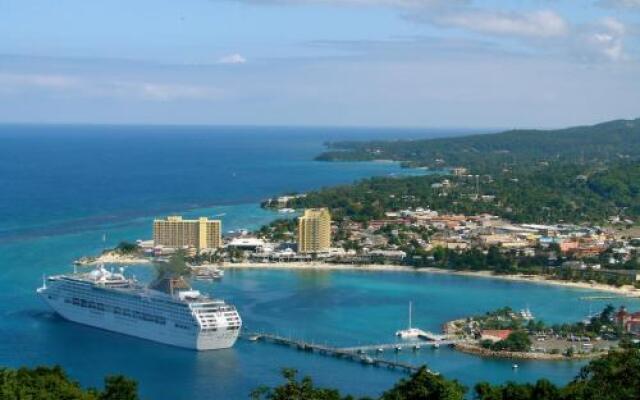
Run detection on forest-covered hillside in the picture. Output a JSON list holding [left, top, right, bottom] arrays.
[[286, 160, 640, 223], [317, 118, 640, 172], [288, 119, 640, 223]]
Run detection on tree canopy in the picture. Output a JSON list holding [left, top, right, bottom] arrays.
[[0, 366, 139, 400], [254, 348, 640, 400]]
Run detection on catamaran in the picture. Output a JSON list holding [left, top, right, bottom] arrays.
[[395, 301, 423, 338]]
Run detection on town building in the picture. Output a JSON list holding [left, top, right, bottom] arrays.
[[615, 306, 640, 335], [297, 208, 332, 254], [480, 329, 512, 342], [153, 216, 222, 250]]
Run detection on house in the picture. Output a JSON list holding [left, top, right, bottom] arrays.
[[615, 307, 640, 335], [480, 329, 513, 342]]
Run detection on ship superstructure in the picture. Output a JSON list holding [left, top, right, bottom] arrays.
[[37, 266, 241, 350]]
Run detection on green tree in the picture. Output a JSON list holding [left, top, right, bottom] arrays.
[[0, 366, 140, 400], [99, 375, 139, 400], [562, 348, 640, 400], [379, 367, 466, 400], [114, 241, 139, 255], [250, 368, 346, 400], [491, 331, 531, 352]]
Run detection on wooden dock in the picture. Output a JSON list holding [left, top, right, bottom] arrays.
[[341, 340, 456, 354], [242, 331, 442, 374]]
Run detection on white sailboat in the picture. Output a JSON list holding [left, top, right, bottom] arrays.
[[395, 301, 422, 338]]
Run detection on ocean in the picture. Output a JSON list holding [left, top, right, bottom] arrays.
[[1, 124, 638, 399]]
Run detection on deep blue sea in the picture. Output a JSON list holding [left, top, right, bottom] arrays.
[[1, 125, 638, 399]]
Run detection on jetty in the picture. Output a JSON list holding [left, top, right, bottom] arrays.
[[242, 331, 459, 374], [342, 339, 456, 354]]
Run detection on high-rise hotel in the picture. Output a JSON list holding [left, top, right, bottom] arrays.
[[153, 216, 222, 250], [297, 208, 332, 254]]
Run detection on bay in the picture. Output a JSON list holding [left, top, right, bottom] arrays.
[[1, 125, 637, 399]]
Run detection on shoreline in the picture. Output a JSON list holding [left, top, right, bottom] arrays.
[[78, 253, 151, 265], [453, 342, 602, 361], [224, 262, 640, 297], [78, 253, 640, 297]]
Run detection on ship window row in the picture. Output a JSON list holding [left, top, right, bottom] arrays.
[[65, 297, 167, 325], [62, 293, 193, 322], [65, 285, 190, 310]]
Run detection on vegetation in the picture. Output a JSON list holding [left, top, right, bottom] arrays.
[[155, 250, 190, 278], [250, 368, 348, 400], [317, 118, 640, 171], [280, 159, 640, 224], [250, 367, 466, 400], [150, 250, 191, 292], [0, 365, 139, 400], [484, 331, 532, 352], [526, 304, 622, 340], [253, 347, 640, 400], [114, 241, 139, 255], [257, 218, 298, 242], [8, 345, 640, 400], [272, 119, 640, 224]]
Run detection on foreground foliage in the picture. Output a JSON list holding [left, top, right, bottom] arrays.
[[0, 366, 139, 400], [253, 348, 640, 400]]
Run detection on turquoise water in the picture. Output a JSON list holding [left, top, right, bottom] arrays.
[[1, 125, 639, 399]]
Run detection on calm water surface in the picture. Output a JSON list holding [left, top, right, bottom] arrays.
[[1, 125, 638, 399]]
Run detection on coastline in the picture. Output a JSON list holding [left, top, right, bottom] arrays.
[[79, 252, 151, 265], [453, 342, 602, 361], [225, 262, 640, 297]]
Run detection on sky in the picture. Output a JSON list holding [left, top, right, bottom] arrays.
[[0, 0, 639, 128]]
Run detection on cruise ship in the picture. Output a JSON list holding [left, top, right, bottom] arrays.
[[37, 265, 242, 350]]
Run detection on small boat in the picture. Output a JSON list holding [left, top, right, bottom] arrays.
[[512, 364, 519, 369], [433, 343, 440, 349], [376, 347, 384, 353], [395, 346, 402, 352], [520, 307, 534, 321], [413, 344, 421, 351], [247, 335, 260, 342], [192, 265, 224, 281], [395, 301, 423, 338], [361, 356, 375, 365]]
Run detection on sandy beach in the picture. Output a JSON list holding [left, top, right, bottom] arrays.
[[81, 252, 151, 265], [225, 262, 640, 298]]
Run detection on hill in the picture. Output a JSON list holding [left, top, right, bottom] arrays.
[[317, 118, 640, 172]]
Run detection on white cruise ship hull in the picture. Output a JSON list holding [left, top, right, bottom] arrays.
[[38, 280, 241, 351]]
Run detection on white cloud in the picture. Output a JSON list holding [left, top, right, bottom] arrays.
[[0, 72, 223, 101], [110, 82, 224, 101], [217, 53, 247, 64], [435, 9, 569, 38], [0, 72, 79, 90], [582, 17, 627, 61]]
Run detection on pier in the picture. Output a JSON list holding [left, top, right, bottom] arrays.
[[242, 331, 458, 374], [341, 339, 456, 354]]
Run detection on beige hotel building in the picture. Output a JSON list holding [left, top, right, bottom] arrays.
[[153, 216, 222, 250], [297, 208, 332, 254]]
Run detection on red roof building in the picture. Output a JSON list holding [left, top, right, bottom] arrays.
[[480, 329, 513, 342]]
